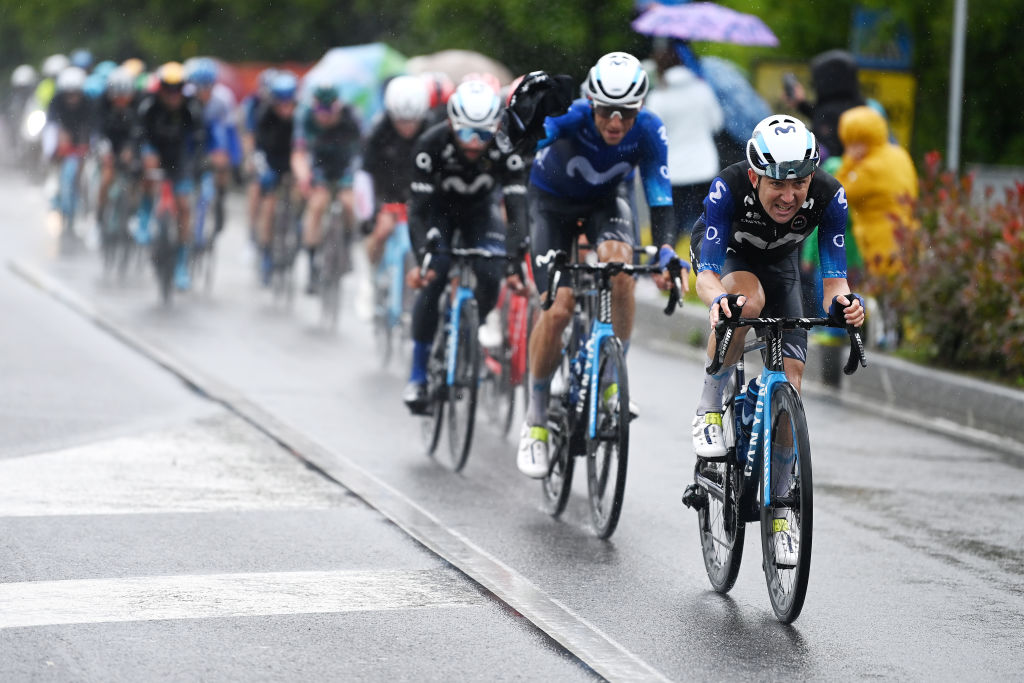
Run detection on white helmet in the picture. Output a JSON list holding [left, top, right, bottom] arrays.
[[56, 66, 87, 93], [106, 67, 135, 97], [11, 64, 37, 87], [42, 54, 70, 79], [384, 75, 429, 122], [583, 52, 648, 108], [746, 115, 820, 180], [447, 79, 502, 132]]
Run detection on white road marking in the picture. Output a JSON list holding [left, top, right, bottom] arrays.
[[0, 569, 483, 629], [0, 418, 349, 517]]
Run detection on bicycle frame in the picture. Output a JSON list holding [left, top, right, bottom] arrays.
[[445, 274, 476, 387], [380, 220, 410, 328]]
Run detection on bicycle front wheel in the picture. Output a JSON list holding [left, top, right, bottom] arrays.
[[587, 336, 629, 539], [759, 382, 813, 624], [447, 299, 480, 471]]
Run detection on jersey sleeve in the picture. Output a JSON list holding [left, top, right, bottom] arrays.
[[692, 177, 736, 274], [406, 136, 437, 255], [817, 186, 849, 279], [538, 102, 585, 150], [638, 114, 672, 208]]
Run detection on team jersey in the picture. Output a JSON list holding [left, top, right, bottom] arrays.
[[529, 99, 672, 209], [254, 101, 293, 174], [47, 92, 94, 147], [96, 95, 137, 156], [361, 114, 425, 205], [135, 92, 203, 170], [293, 103, 362, 172], [407, 121, 528, 254], [196, 83, 240, 164], [692, 161, 849, 278]]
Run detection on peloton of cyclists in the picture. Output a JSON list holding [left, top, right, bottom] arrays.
[[401, 79, 529, 414], [513, 52, 685, 478]]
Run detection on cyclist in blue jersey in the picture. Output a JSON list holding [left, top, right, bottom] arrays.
[[687, 115, 865, 460], [515, 52, 686, 478]]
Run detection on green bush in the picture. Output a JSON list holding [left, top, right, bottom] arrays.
[[882, 151, 1024, 380]]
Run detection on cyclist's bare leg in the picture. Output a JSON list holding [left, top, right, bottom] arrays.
[[367, 209, 396, 265], [209, 150, 231, 233], [597, 239, 635, 342], [529, 287, 576, 381], [176, 195, 192, 245], [257, 192, 277, 248], [337, 186, 356, 231], [97, 151, 114, 221]]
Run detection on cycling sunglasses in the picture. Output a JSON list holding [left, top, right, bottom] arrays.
[[763, 158, 818, 180], [455, 127, 495, 144], [593, 104, 640, 121]]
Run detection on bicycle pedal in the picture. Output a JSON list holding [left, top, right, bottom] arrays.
[[681, 484, 707, 510]]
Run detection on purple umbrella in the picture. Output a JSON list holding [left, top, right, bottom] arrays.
[[631, 2, 779, 47]]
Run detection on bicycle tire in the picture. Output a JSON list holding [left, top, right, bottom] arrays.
[[154, 213, 175, 306], [541, 363, 575, 517], [696, 374, 745, 592], [319, 221, 342, 330], [447, 299, 480, 471], [422, 310, 449, 457], [587, 336, 630, 539], [759, 382, 813, 624], [372, 273, 394, 368]]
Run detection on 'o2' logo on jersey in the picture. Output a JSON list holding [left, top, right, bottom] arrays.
[[705, 225, 721, 244], [506, 154, 525, 171], [833, 234, 845, 248], [708, 179, 727, 204], [416, 152, 432, 172], [774, 125, 796, 135], [835, 187, 848, 208], [660, 165, 669, 179], [802, 197, 814, 210], [658, 125, 668, 145]]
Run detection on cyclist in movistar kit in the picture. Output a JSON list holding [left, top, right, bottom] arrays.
[[95, 67, 140, 230], [515, 52, 684, 478], [400, 79, 529, 414], [687, 114, 865, 462]]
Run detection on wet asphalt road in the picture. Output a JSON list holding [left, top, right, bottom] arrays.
[[2, 167, 1023, 680]]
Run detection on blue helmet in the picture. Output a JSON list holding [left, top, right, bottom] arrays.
[[70, 48, 94, 71], [83, 73, 106, 99], [186, 57, 218, 87], [269, 72, 298, 102]]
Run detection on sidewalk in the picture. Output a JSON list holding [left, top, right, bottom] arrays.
[[631, 283, 1024, 457]]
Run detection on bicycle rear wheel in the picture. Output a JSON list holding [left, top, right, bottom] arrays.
[[759, 382, 813, 624], [153, 214, 175, 306], [541, 376, 575, 517], [421, 308, 450, 457], [447, 299, 480, 471], [587, 336, 629, 539], [697, 377, 745, 592], [371, 267, 394, 368], [319, 222, 343, 330]]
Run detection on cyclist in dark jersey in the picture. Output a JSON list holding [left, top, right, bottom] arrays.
[[134, 62, 204, 290], [252, 71, 298, 284], [291, 78, 363, 294], [362, 75, 430, 266], [400, 79, 529, 414], [688, 114, 865, 460], [95, 67, 139, 229]]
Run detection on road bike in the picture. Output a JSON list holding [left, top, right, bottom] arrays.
[[479, 252, 536, 438], [419, 229, 525, 472], [684, 311, 866, 623], [267, 173, 302, 306], [99, 157, 140, 280], [318, 189, 353, 331], [147, 169, 181, 306], [372, 206, 413, 368], [190, 169, 218, 293], [539, 245, 685, 539]]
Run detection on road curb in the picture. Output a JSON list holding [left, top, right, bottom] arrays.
[[633, 293, 1024, 460], [9, 259, 671, 683]]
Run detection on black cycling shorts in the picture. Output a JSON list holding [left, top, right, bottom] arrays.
[[530, 185, 636, 297], [691, 230, 808, 363]]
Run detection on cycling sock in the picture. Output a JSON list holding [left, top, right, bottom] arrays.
[[307, 246, 318, 271], [601, 339, 629, 384], [527, 377, 551, 426], [409, 340, 431, 384], [696, 359, 735, 415]]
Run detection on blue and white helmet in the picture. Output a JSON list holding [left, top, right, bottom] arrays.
[[447, 80, 502, 131], [185, 57, 218, 87], [746, 115, 819, 180], [583, 52, 648, 108]]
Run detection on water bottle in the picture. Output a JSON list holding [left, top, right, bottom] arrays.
[[735, 377, 761, 463]]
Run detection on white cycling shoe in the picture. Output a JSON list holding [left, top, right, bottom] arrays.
[[517, 423, 550, 479], [692, 412, 726, 458], [772, 509, 800, 568]]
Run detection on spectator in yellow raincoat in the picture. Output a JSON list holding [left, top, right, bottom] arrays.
[[835, 105, 918, 279]]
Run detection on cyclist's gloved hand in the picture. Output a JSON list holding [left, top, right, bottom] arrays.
[[828, 293, 866, 327], [710, 293, 744, 326]]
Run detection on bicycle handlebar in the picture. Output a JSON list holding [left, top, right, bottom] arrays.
[[419, 228, 528, 280], [707, 315, 868, 376], [537, 249, 685, 316]]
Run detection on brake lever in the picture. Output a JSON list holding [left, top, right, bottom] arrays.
[[843, 325, 868, 375]]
